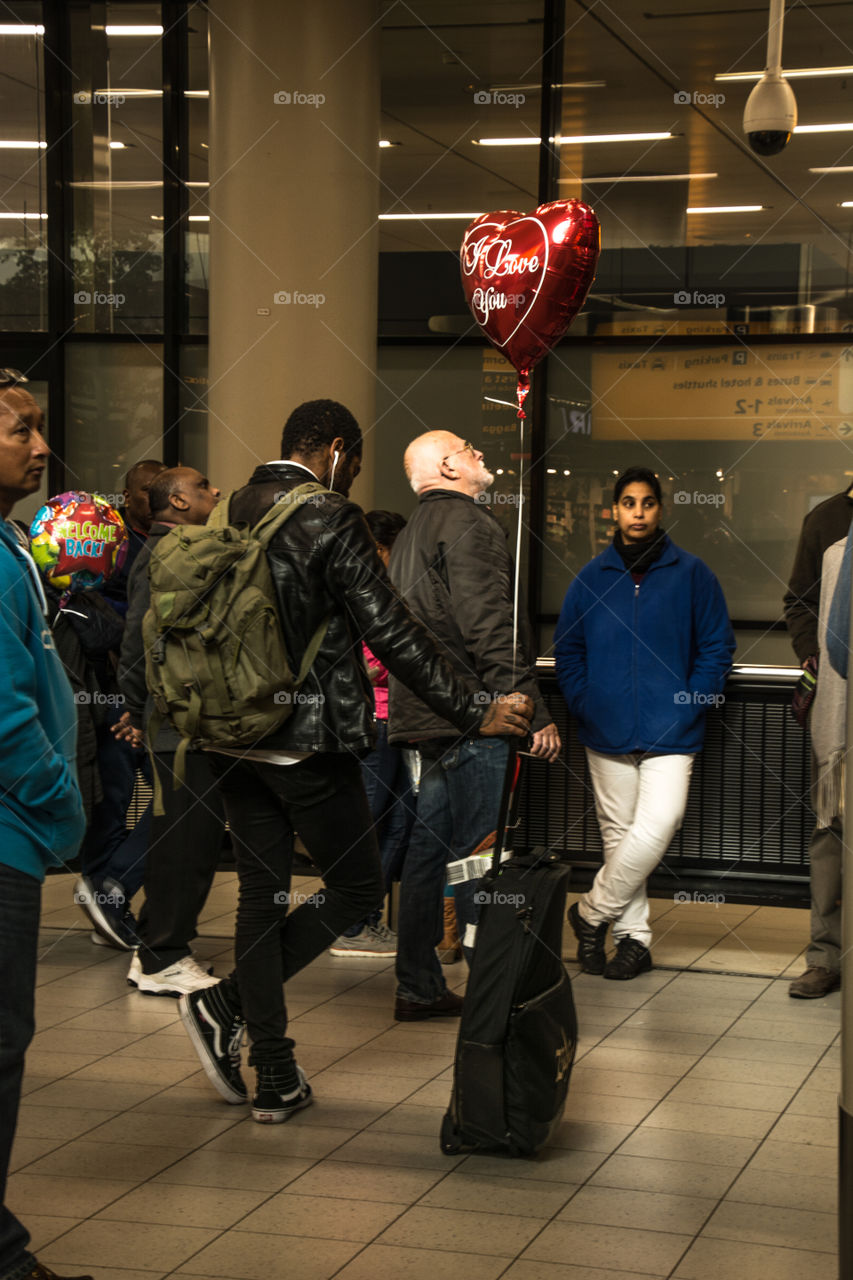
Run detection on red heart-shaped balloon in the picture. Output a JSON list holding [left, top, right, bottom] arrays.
[[460, 200, 600, 378]]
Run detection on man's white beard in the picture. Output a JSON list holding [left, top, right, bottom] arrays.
[[473, 467, 494, 494]]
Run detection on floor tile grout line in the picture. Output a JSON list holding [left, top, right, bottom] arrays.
[[571, 968, 779, 1276], [23, 894, 837, 1277]]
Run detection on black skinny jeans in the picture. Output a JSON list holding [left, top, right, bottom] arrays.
[[209, 752, 383, 1065]]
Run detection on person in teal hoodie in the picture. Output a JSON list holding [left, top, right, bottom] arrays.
[[554, 466, 735, 981], [0, 380, 90, 1280]]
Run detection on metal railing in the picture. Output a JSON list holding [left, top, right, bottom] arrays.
[[516, 663, 812, 900]]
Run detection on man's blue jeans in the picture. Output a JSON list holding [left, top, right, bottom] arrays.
[[0, 863, 40, 1280], [395, 737, 509, 1003]]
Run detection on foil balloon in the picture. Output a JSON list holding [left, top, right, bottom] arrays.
[[30, 491, 128, 595], [460, 199, 600, 415]]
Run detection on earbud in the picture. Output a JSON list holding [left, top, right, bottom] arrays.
[[329, 449, 340, 492]]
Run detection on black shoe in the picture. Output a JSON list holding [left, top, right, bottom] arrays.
[[21, 1262, 94, 1280], [179, 985, 247, 1103], [604, 937, 652, 980], [568, 901, 609, 975], [252, 1060, 313, 1124], [394, 989, 464, 1021], [74, 875, 138, 951]]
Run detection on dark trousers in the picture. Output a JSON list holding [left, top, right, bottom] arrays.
[[0, 864, 40, 1280], [80, 711, 152, 899], [135, 750, 226, 974], [210, 752, 383, 1066], [344, 721, 416, 935]]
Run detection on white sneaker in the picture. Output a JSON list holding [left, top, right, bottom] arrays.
[[127, 953, 219, 997]]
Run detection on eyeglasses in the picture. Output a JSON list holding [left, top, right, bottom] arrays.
[[0, 368, 28, 386], [442, 441, 476, 467]]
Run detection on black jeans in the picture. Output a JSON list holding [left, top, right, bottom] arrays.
[[136, 750, 226, 974], [209, 752, 383, 1065], [0, 864, 40, 1280]]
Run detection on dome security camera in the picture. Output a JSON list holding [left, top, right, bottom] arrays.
[[743, 71, 797, 156]]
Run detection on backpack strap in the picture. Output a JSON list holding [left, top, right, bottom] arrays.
[[252, 482, 326, 547], [206, 494, 231, 529], [253, 482, 330, 683]]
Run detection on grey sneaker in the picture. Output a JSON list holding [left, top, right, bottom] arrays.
[[330, 923, 397, 957]]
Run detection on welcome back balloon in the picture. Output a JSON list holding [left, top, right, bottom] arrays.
[[30, 491, 128, 593]]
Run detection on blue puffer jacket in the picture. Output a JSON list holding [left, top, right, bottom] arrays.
[[554, 535, 735, 756]]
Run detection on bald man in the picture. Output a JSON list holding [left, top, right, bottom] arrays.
[[388, 430, 560, 1020]]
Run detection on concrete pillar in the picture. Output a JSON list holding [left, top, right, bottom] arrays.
[[207, 0, 379, 506]]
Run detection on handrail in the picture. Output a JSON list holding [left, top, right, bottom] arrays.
[[535, 658, 798, 686]]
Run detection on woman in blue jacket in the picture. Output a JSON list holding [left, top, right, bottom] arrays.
[[554, 467, 735, 979]]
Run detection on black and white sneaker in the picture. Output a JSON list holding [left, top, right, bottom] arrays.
[[179, 985, 247, 1104], [252, 1060, 313, 1125]]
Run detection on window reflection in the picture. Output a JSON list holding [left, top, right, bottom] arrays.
[[0, 5, 47, 331], [69, 2, 164, 333]]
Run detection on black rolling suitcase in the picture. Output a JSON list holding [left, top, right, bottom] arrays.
[[440, 748, 577, 1158]]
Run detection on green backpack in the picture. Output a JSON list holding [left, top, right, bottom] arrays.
[[142, 481, 329, 793]]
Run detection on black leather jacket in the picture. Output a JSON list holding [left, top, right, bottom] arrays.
[[227, 463, 487, 754], [388, 489, 549, 743]]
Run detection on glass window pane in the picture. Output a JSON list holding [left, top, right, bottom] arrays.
[[185, 1, 208, 333], [69, 2, 164, 333], [0, 5, 47, 331], [558, 2, 853, 335], [177, 343, 208, 473], [375, 344, 531, 555], [379, 2, 546, 337], [65, 342, 164, 499], [541, 340, 853, 629]]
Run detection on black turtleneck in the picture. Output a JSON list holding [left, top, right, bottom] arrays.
[[613, 528, 667, 576]]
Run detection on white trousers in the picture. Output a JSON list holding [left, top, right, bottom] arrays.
[[581, 748, 695, 947]]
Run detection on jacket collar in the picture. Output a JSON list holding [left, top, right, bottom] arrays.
[[600, 531, 677, 572], [248, 461, 319, 485], [419, 488, 482, 506]]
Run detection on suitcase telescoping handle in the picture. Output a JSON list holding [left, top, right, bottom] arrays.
[[491, 739, 521, 876]]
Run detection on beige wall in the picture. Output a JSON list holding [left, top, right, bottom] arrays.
[[207, 1, 380, 507]]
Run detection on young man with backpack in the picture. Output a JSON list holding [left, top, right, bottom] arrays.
[[170, 399, 533, 1124], [117, 466, 225, 996]]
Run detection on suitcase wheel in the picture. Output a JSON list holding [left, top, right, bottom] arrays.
[[440, 1111, 462, 1155]]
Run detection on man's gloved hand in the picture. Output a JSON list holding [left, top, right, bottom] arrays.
[[479, 692, 534, 737]]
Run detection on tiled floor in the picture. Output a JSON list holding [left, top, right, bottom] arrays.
[[10, 872, 839, 1280]]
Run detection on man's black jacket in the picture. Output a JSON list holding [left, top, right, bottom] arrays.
[[784, 486, 853, 664], [221, 463, 487, 754], [387, 488, 549, 743], [118, 522, 181, 750]]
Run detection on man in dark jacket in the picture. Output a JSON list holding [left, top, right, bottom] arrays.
[[177, 400, 533, 1125], [388, 430, 560, 1017], [117, 466, 225, 996], [783, 483, 853, 999]]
